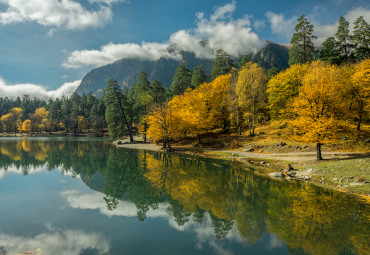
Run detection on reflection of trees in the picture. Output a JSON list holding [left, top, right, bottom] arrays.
[[169, 198, 191, 226], [0, 138, 369, 255], [103, 148, 161, 220], [210, 213, 234, 239], [142, 151, 370, 255]]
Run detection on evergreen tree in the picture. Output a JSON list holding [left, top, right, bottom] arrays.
[[169, 64, 193, 96], [352, 16, 370, 60], [61, 96, 72, 134], [335, 16, 353, 64], [289, 14, 317, 65], [238, 55, 252, 69], [20, 95, 32, 121], [210, 49, 234, 80], [267, 67, 280, 80], [103, 79, 134, 141], [191, 65, 207, 88], [319, 37, 341, 64], [135, 71, 151, 92], [70, 93, 81, 135], [149, 80, 167, 104], [89, 97, 106, 136]]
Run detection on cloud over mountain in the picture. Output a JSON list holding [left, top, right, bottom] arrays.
[[62, 1, 266, 69], [0, 77, 80, 99]]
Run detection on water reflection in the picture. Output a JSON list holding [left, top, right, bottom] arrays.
[[0, 138, 369, 255]]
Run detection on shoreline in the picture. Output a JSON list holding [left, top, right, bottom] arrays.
[[115, 141, 370, 199]]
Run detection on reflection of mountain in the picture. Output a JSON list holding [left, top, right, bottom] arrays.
[[0, 138, 369, 255], [75, 41, 289, 95], [80, 173, 105, 193]]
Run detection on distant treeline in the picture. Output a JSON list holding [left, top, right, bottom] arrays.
[[0, 94, 106, 135]]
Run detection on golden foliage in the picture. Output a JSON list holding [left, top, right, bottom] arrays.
[[146, 74, 232, 146], [267, 64, 309, 119], [236, 62, 267, 134], [22, 119, 32, 133], [0, 107, 23, 132], [291, 61, 344, 144], [30, 107, 49, 132]]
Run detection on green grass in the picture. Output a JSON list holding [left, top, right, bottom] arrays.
[[304, 158, 370, 195]]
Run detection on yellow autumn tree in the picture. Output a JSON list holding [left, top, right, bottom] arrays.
[[170, 74, 232, 140], [30, 107, 49, 132], [267, 63, 309, 119], [146, 104, 183, 150], [22, 119, 32, 134], [0, 107, 23, 132], [345, 59, 370, 130], [236, 62, 267, 136], [291, 61, 344, 160], [149, 74, 232, 144]]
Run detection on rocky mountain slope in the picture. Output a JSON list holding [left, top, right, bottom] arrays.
[[75, 41, 289, 95]]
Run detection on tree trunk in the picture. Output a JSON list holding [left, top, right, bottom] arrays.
[[357, 109, 363, 131], [167, 140, 172, 152], [118, 102, 134, 143], [197, 134, 201, 143], [143, 122, 147, 143], [162, 139, 167, 149], [316, 143, 323, 161]]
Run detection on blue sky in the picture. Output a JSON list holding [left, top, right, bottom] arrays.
[[0, 0, 369, 99]]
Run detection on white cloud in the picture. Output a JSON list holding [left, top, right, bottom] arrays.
[[62, 1, 266, 69], [0, 0, 123, 31], [88, 0, 125, 5], [266, 7, 370, 45], [0, 164, 48, 181], [210, 1, 236, 22], [266, 12, 297, 40], [0, 77, 80, 99], [0, 228, 110, 255], [62, 41, 178, 69]]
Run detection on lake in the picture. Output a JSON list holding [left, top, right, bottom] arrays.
[[0, 137, 368, 255]]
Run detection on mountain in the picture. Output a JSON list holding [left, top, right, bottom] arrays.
[[75, 41, 289, 95], [252, 41, 290, 70]]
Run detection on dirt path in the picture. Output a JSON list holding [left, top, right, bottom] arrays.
[[116, 143, 162, 151], [116, 142, 369, 165]]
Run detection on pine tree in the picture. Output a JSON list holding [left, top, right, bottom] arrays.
[[319, 37, 341, 65], [289, 14, 317, 65], [169, 64, 193, 96], [335, 16, 353, 64], [267, 67, 280, 80], [191, 65, 207, 88], [149, 80, 167, 104], [210, 49, 234, 80], [238, 55, 252, 69], [135, 71, 151, 92], [352, 16, 370, 60], [103, 79, 134, 141]]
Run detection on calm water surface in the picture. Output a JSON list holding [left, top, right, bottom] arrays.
[[0, 137, 368, 255]]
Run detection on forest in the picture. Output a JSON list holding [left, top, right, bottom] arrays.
[[0, 14, 369, 160]]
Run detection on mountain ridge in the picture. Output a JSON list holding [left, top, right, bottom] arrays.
[[75, 41, 289, 95]]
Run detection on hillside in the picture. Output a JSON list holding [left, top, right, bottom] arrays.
[[75, 41, 289, 95]]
